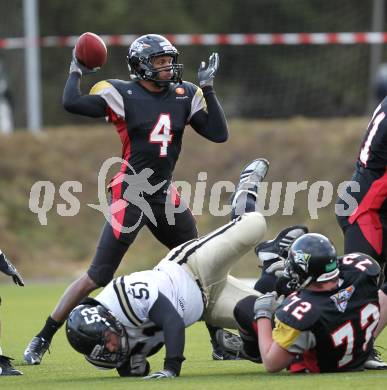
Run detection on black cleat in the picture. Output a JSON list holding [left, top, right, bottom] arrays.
[[215, 329, 262, 363], [215, 329, 243, 358], [231, 158, 269, 208], [0, 355, 22, 376], [23, 336, 50, 365], [211, 331, 242, 360], [364, 347, 387, 370], [255, 225, 309, 266]]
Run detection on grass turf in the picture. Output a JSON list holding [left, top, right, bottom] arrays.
[[0, 282, 387, 389]]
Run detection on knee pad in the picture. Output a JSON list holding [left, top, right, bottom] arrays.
[[233, 295, 261, 362], [233, 295, 256, 334]]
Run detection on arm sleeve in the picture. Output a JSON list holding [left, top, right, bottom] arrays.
[[62, 72, 107, 117], [148, 292, 185, 376], [272, 317, 316, 354], [189, 86, 228, 143]]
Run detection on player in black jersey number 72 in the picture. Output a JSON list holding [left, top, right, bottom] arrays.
[[24, 34, 229, 365], [233, 233, 386, 373]]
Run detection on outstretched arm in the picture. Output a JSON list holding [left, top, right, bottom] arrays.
[[147, 292, 185, 377], [189, 53, 228, 143], [189, 86, 228, 143]]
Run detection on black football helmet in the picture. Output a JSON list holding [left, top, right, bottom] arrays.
[[66, 303, 129, 368], [127, 34, 183, 85], [284, 233, 339, 289]]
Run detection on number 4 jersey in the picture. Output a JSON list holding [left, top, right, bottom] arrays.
[[89, 79, 207, 194], [274, 253, 380, 372]]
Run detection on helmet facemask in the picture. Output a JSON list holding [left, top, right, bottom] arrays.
[[133, 54, 183, 87], [87, 321, 129, 368], [284, 250, 313, 290], [66, 304, 130, 369]]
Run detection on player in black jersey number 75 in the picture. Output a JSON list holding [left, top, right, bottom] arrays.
[[24, 34, 229, 365]]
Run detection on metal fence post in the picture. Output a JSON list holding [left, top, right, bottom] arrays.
[[24, 0, 42, 133]]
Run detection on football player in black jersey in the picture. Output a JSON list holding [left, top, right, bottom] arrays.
[[230, 233, 385, 373], [0, 250, 24, 376], [24, 34, 229, 365], [336, 98, 387, 368]]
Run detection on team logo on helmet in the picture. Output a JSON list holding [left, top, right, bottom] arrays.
[[131, 41, 150, 54], [293, 250, 311, 271]]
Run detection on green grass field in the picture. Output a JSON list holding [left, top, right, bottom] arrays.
[[1, 282, 387, 389]]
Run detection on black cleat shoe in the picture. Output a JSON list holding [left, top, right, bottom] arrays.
[[23, 336, 50, 365], [364, 347, 387, 370], [212, 349, 242, 360], [255, 225, 309, 266], [215, 329, 243, 358], [215, 329, 263, 363], [211, 331, 242, 360], [0, 355, 22, 376], [231, 158, 269, 208]]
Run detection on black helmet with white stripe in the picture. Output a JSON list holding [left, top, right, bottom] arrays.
[[285, 233, 339, 289], [127, 34, 183, 85], [66, 301, 129, 368]]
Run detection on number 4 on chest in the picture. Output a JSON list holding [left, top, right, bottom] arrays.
[[149, 114, 173, 157]]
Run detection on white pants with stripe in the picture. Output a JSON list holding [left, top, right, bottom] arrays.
[[163, 212, 266, 329]]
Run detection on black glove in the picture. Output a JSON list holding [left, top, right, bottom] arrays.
[[69, 49, 100, 76], [142, 369, 177, 379], [197, 52, 219, 88], [0, 250, 24, 286]]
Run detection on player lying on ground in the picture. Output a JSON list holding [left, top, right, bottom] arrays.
[[65, 158, 270, 378], [219, 232, 386, 373], [0, 250, 24, 376]]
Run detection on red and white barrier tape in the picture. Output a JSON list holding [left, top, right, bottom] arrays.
[[2, 32, 387, 49]]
